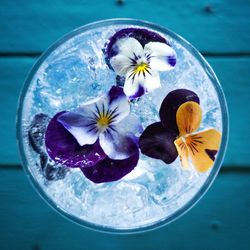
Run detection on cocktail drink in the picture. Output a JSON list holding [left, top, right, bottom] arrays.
[[17, 19, 228, 233]]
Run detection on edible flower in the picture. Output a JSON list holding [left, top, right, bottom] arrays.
[[106, 28, 176, 99], [139, 89, 221, 172], [45, 86, 141, 183]]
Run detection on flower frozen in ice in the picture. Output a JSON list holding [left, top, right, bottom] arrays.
[[45, 86, 141, 183], [139, 89, 221, 172], [106, 28, 176, 99]]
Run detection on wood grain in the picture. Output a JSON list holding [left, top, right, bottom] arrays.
[[0, 57, 249, 166], [0, 0, 249, 54], [0, 169, 249, 250]]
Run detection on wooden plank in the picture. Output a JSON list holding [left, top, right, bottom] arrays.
[[0, 169, 249, 250], [0, 57, 249, 166], [0, 0, 249, 53], [0, 58, 35, 164], [208, 57, 250, 167]]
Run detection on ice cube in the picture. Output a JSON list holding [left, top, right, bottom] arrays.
[[28, 113, 50, 153], [40, 153, 68, 181]]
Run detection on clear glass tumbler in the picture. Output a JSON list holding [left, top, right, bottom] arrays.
[[17, 19, 229, 233]]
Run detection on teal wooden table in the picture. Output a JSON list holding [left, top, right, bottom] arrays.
[[0, 1, 250, 249]]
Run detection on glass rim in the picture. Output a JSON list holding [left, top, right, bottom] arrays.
[[16, 18, 229, 234]]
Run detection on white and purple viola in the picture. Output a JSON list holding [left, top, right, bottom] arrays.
[[106, 28, 176, 99]]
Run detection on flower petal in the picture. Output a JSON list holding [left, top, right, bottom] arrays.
[[107, 86, 130, 123], [58, 94, 110, 146], [174, 137, 190, 170], [45, 112, 106, 168], [123, 70, 144, 99], [176, 101, 202, 136], [115, 37, 143, 60], [99, 126, 139, 160], [106, 28, 168, 59], [159, 89, 200, 133], [81, 151, 139, 183], [144, 42, 177, 71], [124, 68, 160, 98], [143, 69, 161, 92], [110, 54, 133, 76], [139, 122, 178, 164], [57, 111, 99, 146], [186, 129, 221, 172]]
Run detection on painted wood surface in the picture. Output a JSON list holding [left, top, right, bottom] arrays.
[[0, 57, 249, 166], [0, 169, 249, 250], [0, 0, 250, 54]]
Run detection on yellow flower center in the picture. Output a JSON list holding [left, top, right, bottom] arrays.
[[97, 114, 110, 129], [134, 62, 149, 74]]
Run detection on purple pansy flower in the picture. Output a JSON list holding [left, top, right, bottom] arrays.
[[106, 28, 176, 99], [45, 86, 141, 183], [139, 89, 200, 164]]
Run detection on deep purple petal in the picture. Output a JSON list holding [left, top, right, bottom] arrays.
[[108, 85, 126, 104], [106, 28, 169, 60], [139, 122, 178, 164], [159, 89, 200, 134], [81, 150, 139, 183], [45, 112, 106, 168]]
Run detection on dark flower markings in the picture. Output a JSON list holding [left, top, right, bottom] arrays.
[[187, 135, 204, 156], [128, 64, 152, 82], [127, 53, 153, 83], [84, 103, 120, 135]]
